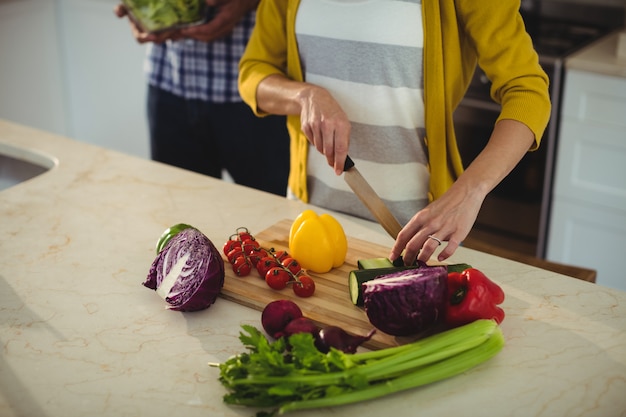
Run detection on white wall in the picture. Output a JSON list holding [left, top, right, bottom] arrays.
[[1, 0, 624, 158], [0, 0, 149, 159], [0, 0, 68, 135]]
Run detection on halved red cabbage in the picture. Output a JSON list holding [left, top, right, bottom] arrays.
[[362, 266, 447, 336], [143, 227, 224, 312]]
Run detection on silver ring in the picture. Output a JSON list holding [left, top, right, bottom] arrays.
[[427, 235, 442, 246]]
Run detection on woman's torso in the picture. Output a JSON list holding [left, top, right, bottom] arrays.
[[296, 0, 428, 225]]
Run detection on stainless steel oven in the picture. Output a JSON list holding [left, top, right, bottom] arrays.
[[454, 2, 624, 258]]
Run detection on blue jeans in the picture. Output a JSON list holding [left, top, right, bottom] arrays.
[[147, 86, 290, 196]]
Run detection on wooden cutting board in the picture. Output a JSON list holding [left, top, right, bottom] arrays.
[[220, 219, 422, 350]]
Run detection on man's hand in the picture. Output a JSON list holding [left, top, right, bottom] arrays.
[[113, 4, 181, 44], [180, 0, 259, 42]]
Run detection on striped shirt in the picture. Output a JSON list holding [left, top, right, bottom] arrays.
[[144, 11, 255, 103], [296, 0, 428, 226]]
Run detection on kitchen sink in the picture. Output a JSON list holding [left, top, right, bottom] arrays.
[[0, 142, 57, 191]]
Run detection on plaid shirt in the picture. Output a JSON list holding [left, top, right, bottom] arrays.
[[144, 11, 255, 103]]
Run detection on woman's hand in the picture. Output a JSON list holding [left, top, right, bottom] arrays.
[[255, 75, 352, 175], [297, 85, 351, 175], [390, 119, 536, 264], [113, 4, 181, 44], [389, 181, 482, 265]]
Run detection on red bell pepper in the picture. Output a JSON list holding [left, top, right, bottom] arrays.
[[445, 268, 505, 327]]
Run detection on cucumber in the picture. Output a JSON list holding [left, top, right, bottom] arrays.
[[446, 263, 473, 273], [356, 257, 394, 269], [349, 266, 419, 306], [357, 257, 421, 269], [357, 257, 471, 274]]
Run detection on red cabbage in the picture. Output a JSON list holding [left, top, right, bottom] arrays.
[[143, 227, 224, 312], [362, 266, 447, 336]]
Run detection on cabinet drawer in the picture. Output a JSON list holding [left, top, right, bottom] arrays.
[[547, 198, 626, 292], [562, 70, 626, 127], [553, 119, 626, 212]]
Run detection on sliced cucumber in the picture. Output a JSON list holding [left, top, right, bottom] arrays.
[[446, 263, 473, 273], [357, 256, 419, 269], [356, 257, 394, 269]]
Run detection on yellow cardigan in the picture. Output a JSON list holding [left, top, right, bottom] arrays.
[[239, 0, 551, 203]]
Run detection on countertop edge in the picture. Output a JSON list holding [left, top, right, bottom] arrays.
[[566, 29, 626, 78]]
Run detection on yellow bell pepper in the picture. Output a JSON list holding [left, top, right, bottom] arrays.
[[288, 210, 348, 273]]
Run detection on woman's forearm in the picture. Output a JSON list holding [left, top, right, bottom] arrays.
[[454, 118, 536, 199], [256, 74, 311, 115]]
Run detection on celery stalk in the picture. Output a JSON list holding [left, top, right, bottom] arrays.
[[352, 318, 496, 362], [218, 320, 505, 414], [232, 319, 498, 388], [278, 327, 505, 414]]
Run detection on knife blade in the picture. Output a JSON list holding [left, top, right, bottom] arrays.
[[343, 155, 403, 239]]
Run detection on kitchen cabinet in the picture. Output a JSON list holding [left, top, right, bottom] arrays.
[[547, 40, 626, 291]]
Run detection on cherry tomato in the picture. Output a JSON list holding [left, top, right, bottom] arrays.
[[256, 257, 280, 277], [293, 275, 315, 297], [272, 250, 289, 262], [265, 267, 292, 290], [237, 229, 254, 242], [280, 257, 302, 275], [222, 238, 240, 256], [227, 248, 244, 264], [232, 256, 252, 277], [242, 238, 260, 254], [247, 247, 269, 267]]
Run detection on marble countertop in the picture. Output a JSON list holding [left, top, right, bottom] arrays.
[[567, 30, 626, 78], [1, 120, 625, 417]]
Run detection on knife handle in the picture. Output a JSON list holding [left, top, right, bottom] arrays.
[[343, 155, 355, 171]]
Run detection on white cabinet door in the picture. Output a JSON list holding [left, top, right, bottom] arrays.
[[553, 115, 626, 213], [548, 199, 626, 291], [548, 69, 626, 291]]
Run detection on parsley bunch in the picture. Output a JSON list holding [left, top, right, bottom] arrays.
[[214, 320, 504, 415]]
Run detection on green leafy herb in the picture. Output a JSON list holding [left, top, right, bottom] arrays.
[[213, 320, 504, 416], [122, 0, 205, 32]]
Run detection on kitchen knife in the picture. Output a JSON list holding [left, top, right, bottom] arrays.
[[343, 155, 403, 239]]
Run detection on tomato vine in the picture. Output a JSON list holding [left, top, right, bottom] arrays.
[[222, 227, 316, 297]]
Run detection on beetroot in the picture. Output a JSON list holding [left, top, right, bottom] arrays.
[[282, 317, 320, 338], [260, 300, 375, 354], [315, 326, 375, 353], [261, 300, 303, 339]]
